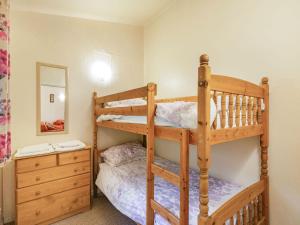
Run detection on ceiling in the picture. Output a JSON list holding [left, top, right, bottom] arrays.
[[11, 0, 175, 26]]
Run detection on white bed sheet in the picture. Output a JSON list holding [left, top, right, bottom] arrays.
[[96, 157, 243, 225]]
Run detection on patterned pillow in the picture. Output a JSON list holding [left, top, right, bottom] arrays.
[[101, 142, 146, 167]]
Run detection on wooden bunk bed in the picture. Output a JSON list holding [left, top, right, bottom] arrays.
[[92, 54, 269, 225]]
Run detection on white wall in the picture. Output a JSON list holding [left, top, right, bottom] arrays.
[[40, 66, 66, 87], [3, 11, 144, 222], [144, 0, 300, 224]]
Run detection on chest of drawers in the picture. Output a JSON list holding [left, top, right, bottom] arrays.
[[15, 148, 91, 225]]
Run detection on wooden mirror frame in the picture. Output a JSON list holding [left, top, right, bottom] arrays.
[[36, 62, 69, 136]]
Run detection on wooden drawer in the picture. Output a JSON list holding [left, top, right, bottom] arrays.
[[17, 161, 90, 188], [58, 149, 90, 165], [16, 173, 90, 204], [17, 185, 90, 225], [16, 155, 57, 173]]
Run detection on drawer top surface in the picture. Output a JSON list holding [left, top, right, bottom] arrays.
[[14, 146, 91, 160]]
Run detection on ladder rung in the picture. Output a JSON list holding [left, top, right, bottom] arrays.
[[150, 199, 179, 225], [151, 164, 180, 187]]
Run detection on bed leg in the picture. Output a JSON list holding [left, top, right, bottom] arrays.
[[93, 92, 99, 199], [260, 77, 269, 225], [146, 83, 156, 225]]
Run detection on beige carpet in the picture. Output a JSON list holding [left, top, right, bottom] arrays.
[[53, 197, 136, 225]]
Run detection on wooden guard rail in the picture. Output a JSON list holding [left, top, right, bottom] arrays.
[[96, 105, 147, 116], [95, 84, 156, 117], [210, 75, 264, 98], [95, 85, 153, 104], [207, 180, 266, 225]]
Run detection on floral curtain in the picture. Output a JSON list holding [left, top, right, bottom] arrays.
[[0, 0, 10, 165]]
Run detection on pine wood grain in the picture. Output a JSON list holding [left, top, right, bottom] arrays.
[[17, 173, 90, 204], [211, 75, 264, 98], [260, 77, 270, 225], [150, 200, 179, 225], [58, 150, 90, 165], [95, 86, 150, 104], [146, 83, 156, 225], [16, 155, 57, 173], [180, 130, 189, 225], [151, 164, 180, 187], [198, 54, 211, 225], [96, 105, 147, 116], [15, 149, 91, 225], [17, 186, 90, 225], [17, 161, 90, 188]]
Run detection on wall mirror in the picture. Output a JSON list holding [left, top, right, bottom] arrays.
[[36, 62, 68, 135]]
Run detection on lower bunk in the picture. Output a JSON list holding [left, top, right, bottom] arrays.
[[95, 145, 266, 225]]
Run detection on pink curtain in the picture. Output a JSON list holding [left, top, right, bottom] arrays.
[[0, 0, 10, 164]]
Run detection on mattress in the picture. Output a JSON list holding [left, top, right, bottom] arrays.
[[97, 99, 217, 129], [95, 157, 243, 225]]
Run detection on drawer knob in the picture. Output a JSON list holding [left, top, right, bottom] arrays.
[[73, 198, 78, 204], [35, 191, 41, 196], [73, 156, 78, 160], [35, 177, 41, 182], [35, 210, 41, 216], [35, 163, 40, 167], [73, 182, 78, 186], [74, 169, 78, 173]]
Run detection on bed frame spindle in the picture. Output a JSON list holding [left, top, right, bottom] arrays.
[[257, 98, 262, 124], [247, 97, 253, 125], [221, 93, 226, 128], [212, 91, 218, 129], [243, 206, 247, 225], [229, 94, 234, 128], [236, 95, 241, 127], [253, 98, 258, 125], [242, 96, 246, 126]]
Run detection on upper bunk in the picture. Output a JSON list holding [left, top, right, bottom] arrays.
[[93, 54, 269, 146]]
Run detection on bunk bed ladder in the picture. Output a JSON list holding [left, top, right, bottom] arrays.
[[147, 129, 190, 225]]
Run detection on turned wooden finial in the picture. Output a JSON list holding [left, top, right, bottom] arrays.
[[147, 82, 157, 94], [200, 54, 209, 65], [262, 77, 269, 85]]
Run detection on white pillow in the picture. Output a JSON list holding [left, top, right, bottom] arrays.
[[101, 142, 146, 167]]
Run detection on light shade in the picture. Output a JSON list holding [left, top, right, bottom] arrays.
[[59, 92, 65, 102], [90, 60, 112, 84]]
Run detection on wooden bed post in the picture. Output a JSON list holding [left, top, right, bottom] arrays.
[[198, 54, 211, 225], [260, 77, 269, 225], [146, 83, 156, 225], [180, 129, 189, 225], [92, 92, 98, 198]]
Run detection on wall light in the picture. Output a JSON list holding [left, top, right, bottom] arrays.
[[90, 52, 113, 85], [59, 93, 65, 102], [90, 61, 112, 83]]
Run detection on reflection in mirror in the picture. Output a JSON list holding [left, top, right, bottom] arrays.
[[37, 63, 68, 135]]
